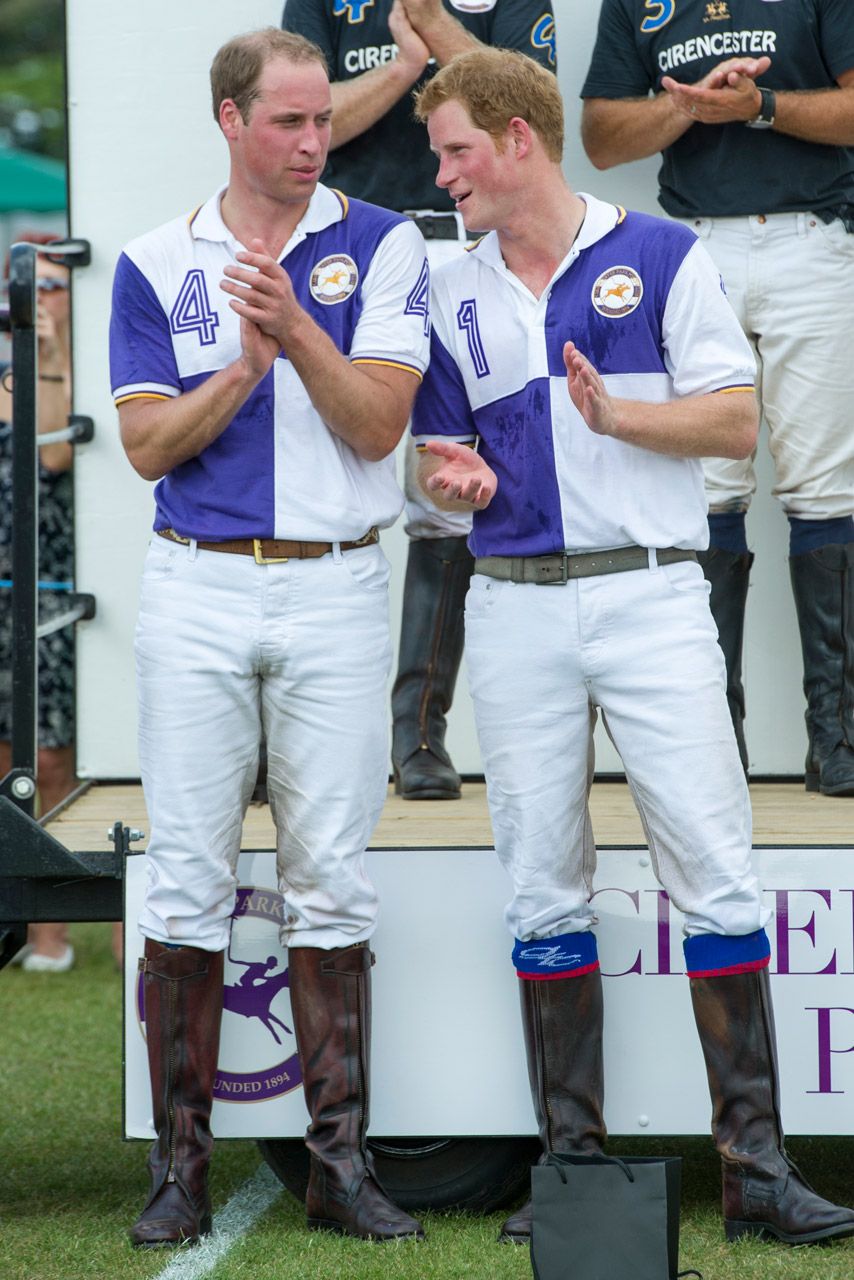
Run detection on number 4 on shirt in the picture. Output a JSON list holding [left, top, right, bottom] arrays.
[[170, 269, 220, 345]]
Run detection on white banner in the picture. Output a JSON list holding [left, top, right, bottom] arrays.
[[124, 846, 854, 1139]]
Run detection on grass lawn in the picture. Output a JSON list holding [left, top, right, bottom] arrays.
[[1, 922, 853, 1280]]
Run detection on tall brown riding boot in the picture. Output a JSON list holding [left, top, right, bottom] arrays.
[[130, 940, 224, 1248], [499, 969, 606, 1244], [691, 966, 854, 1244], [287, 942, 424, 1240]]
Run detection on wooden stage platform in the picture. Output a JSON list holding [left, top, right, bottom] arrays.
[[46, 779, 853, 853]]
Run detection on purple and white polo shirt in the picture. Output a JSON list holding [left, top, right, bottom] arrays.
[[110, 183, 430, 542], [412, 193, 756, 558]]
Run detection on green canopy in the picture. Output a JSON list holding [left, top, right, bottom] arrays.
[[0, 146, 66, 212]]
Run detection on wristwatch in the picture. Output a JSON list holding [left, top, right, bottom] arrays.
[[746, 87, 776, 129]]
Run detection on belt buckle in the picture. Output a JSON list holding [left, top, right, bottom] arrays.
[[541, 554, 569, 585], [253, 538, 289, 565]]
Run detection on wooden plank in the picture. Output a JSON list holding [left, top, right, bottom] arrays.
[[44, 779, 853, 852]]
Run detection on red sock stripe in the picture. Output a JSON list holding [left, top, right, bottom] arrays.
[[517, 961, 600, 981], [686, 955, 770, 979]]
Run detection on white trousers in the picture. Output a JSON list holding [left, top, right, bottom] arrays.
[[134, 535, 392, 951], [464, 558, 769, 941], [684, 212, 854, 519], [402, 226, 472, 540]]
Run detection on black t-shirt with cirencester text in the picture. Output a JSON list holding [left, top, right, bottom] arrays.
[[282, 0, 556, 211], [581, 0, 854, 219]]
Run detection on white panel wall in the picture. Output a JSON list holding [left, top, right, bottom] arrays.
[[67, 0, 805, 778]]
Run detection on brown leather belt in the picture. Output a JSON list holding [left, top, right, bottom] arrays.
[[474, 546, 697, 585], [157, 526, 379, 564]]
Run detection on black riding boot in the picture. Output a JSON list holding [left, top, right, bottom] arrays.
[[789, 543, 854, 795], [288, 943, 424, 1240], [691, 966, 854, 1244], [130, 941, 224, 1247], [698, 547, 753, 773], [392, 535, 473, 799], [499, 970, 606, 1244]]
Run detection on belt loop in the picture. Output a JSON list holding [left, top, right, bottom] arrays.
[[647, 547, 659, 574], [188, 538, 198, 562], [332, 541, 343, 564]]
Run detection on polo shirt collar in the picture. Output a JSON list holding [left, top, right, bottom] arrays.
[[472, 192, 625, 273], [574, 192, 625, 252], [188, 182, 346, 254]]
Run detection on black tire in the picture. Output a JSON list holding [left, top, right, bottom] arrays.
[[256, 1135, 539, 1213]]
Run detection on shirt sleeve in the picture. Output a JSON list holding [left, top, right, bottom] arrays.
[[491, 0, 557, 72], [581, 0, 653, 99], [349, 219, 432, 380], [281, 0, 336, 71], [818, 0, 854, 81], [110, 251, 181, 405], [412, 328, 478, 446], [661, 240, 756, 400]]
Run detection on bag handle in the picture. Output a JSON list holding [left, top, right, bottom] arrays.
[[545, 1152, 635, 1184]]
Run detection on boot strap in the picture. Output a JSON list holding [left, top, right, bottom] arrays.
[[319, 945, 375, 977]]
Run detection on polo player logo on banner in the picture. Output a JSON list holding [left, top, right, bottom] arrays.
[[136, 885, 301, 1101]]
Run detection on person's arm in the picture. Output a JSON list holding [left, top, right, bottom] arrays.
[[563, 230, 761, 459], [564, 341, 757, 459], [35, 303, 72, 473], [220, 238, 420, 462], [401, 0, 480, 65], [119, 312, 281, 481], [417, 439, 496, 510], [327, 0, 430, 149], [582, 55, 771, 169], [582, 94, 693, 169], [663, 66, 854, 145]]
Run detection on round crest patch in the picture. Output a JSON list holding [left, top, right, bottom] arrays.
[[310, 254, 359, 305], [591, 266, 643, 318]]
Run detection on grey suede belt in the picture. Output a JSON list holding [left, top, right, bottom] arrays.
[[474, 546, 697, 585]]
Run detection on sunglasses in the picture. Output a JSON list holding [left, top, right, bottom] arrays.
[[37, 278, 69, 292]]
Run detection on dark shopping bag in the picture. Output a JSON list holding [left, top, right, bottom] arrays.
[[530, 1152, 700, 1280]]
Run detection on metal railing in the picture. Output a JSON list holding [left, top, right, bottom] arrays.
[[4, 239, 95, 808], [0, 238, 124, 971]]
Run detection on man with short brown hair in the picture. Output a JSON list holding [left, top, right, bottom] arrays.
[[412, 45, 854, 1249], [110, 26, 428, 1247]]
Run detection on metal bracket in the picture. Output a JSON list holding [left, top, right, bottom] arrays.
[[37, 414, 95, 448], [36, 593, 96, 640], [40, 238, 92, 269], [0, 795, 123, 878], [0, 768, 37, 805], [68, 413, 94, 443], [107, 821, 146, 859], [0, 800, 133, 969]]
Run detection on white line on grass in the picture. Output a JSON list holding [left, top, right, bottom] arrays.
[[152, 1162, 284, 1280]]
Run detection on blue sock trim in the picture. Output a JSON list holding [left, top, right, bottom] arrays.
[[708, 511, 748, 555], [788, 515, 854, 556], [683, 928, 770, 977], [513, 931, 599, 980]]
